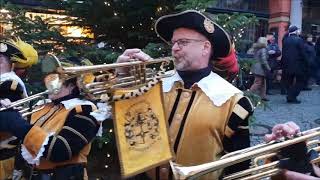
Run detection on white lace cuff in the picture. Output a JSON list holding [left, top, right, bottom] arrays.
[[21, 132, 54, 165]]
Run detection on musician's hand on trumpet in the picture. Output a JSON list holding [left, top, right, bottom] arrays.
[[266, 122, 320, 180], [116, 48, 152, 75], [0, 98, 12, 108], [117, 48, 152, 63], [265, 121, 300, 142]]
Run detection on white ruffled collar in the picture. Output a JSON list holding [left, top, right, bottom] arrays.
[[162, 71, 242, 106], [61, 98, 95, 110], [61, 98, 111, 122]]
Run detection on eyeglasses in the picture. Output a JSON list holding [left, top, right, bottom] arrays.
[[170, 38, 206, 48]]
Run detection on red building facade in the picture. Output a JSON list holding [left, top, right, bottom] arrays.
[[269, 0, 320, 47], [269, 0, 291, 48]]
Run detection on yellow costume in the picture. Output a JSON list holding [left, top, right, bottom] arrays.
[[20, 98, 100, 179], [148, 72, 253, 180]]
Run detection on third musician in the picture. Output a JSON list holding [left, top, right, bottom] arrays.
[[0, 56, 106, 180]]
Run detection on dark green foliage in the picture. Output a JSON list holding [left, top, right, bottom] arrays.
[[176, 0, 217, 11], [94, 120, 114, 149], [2, 0, 258, 63], [44, 0, 180, 48], [24, 63, 47, 94], [142, 43, 171, 58], [2, 3, 67, 55], [238, 58, 256, 72], [212, 13, 258, 49]]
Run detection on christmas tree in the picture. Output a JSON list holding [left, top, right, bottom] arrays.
[[1, 1, 265, 178]]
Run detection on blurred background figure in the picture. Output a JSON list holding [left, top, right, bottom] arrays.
[[249, 37, 271, 101], [280, 26, 290, 95], [301, 34, 316, 91], [266, 32, 281, 95], [313, 36, 320, 85], [281, 25, 308, 104]]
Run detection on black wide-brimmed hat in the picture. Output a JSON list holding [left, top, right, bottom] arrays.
[[0, 41, 24, 61], [0, 38, 38, 68], [155, 10, 231, 59]]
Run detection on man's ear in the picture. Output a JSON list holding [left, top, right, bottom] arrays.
[[203, 41, 212, 56]]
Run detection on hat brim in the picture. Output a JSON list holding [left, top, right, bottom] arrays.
[[0, 41, 25, 61], [41, 54, 62, 74], [155, 10, 231, 59]]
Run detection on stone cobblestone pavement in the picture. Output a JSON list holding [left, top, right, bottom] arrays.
[[250, 85, 320, 146]]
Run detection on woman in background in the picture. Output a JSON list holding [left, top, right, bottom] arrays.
[[249, 37, 271, 101]]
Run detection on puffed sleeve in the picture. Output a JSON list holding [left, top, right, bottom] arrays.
[[0, 80, 24, 102], [223, 96, 254, 175], [21, 104, 100, 164], [45, 105, 99, 162]]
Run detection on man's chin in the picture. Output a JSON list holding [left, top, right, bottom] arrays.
[[174, 61, 184, 70], [48, 94, 58, 100], [175, 64, 185, 71]]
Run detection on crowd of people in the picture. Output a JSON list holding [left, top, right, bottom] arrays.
[[0, 9, 319, 180], [249, 25, 320, 104]]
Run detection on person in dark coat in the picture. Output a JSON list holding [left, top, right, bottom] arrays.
[[301, 34, 316, 90], [313, 37, 320, 85], [281, 26, 309, 103], [280, 30, 289, 95]]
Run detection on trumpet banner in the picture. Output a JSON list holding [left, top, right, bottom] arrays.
[[113, 82, 173, 178]]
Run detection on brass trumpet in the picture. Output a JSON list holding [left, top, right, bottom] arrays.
[[47, 54, 175, 102], [170, 127, 320, 180], [0, 90, 49, 117]]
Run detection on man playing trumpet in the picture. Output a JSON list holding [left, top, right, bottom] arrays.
[[117, 10, 254, 180], [0, 56, 108, 180], [0, 38, 38, 179]]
